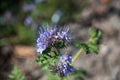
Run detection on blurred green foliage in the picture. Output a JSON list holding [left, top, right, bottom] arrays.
[[0, 24, 36, 45], [9, 66, 25, 80], [14, 25, 36, 45], [0, 0, 20, 14], [33, 0, 88, 24], [36, 0, 77, 23]]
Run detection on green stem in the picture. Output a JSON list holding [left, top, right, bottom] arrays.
[[71, 48, 84, 65]]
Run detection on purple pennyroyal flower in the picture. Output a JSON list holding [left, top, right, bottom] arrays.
[[57, 26, 71, 42], [57, 54, 74, 77], [36, 25, 71, 54]]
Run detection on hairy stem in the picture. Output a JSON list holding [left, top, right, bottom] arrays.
[[71, 48, 84, 65]]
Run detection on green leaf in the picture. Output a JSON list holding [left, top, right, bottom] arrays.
[[88, 28, 102, 39], [88, 44, 99, 54], [9, 66, 25, 80], [55, 41, 66, 49], [42, 46, 52, 54], [75, 42, 87, 47], [88, 28, 97, 38], [97, 29, 102, 38], [9, 75, 15, 79]]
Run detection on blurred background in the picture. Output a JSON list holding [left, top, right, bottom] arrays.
[[0, 0, 120, 80]]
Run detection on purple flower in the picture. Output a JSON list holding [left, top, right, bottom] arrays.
[[24, 16, 33, 26], [36, 26, 71, 54], [57, 54, 74, 77], [22, 4, 35, 12]]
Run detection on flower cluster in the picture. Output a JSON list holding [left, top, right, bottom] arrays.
[[36, 25, 71, 54], [36, 25, 102, 78], [36, 25, 74, 77], [57, 54, 74, 77]]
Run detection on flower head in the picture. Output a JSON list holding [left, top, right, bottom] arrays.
[[57, 54, 74, 77], [36, 25, 71, 54]]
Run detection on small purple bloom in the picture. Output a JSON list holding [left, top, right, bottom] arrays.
[[22, 4, 35, 12], [36, 25, 71, 54], [4, 11, 12, 21], [24, 16, 33, 26], [57, 54, 74, 77]]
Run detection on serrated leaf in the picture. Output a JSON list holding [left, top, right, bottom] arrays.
[[54, 41, 66, 49], [42, 47, 51, 54], [9, 66, 25, 80], [88, 44, 99, 54], [20, 76, 25, 80], [88, 28, 102, 39], [88, 28, 97, 38], [9, 75, 15, 79], [12, 66, 18, 74], [75, 42, 87, 47], [97, 30, 102, 38]]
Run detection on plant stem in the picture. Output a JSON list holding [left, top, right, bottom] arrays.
[[71, 48, 84, 65]]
